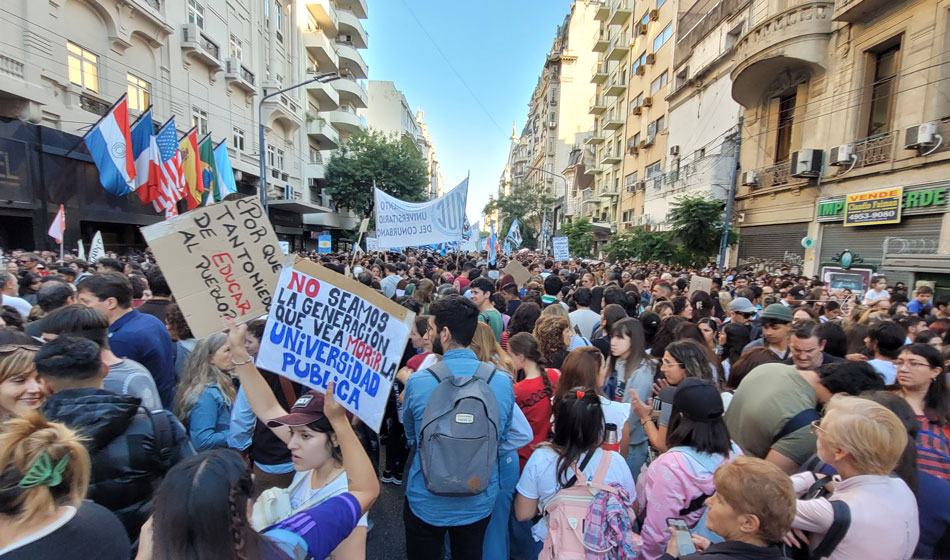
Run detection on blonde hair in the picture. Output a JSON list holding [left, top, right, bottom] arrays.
[[471, 323, 514, 376], [822, 395, 907, 475], [541, 305, 569, 319], [174, 333, 236, 422], [534, 315, 571, 364], [0, 347, 38, 385], [0, 413, 90, 524], [713, 456, 796, 543]]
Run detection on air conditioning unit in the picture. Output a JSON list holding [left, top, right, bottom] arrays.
[[670, 145, 680, 156], [642, 96, 653, 107], [308, 178, 320, 188], [643, 134, 656, 147], [281, 172, 289, 181], [650, 9, 660, 20], [627, 137, 638, 150], [790, 149, 823, 178], [828, 144, 854, 166], [646, 53, 656, 65], [741, 170, 758, 186], [638, 23, 649, 35], [629, 146, 640, 155], [636, 65, 646, 76], [625, 183, 635, 193], [635, 180, 646, 190], [639, 139, 647, 149], [549, 119, 557, 128], [905, 122, 938, 149], [633, 105, 643, 115]]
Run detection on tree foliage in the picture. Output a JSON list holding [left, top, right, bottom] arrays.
[[603, 194, 738, 266], [483, 183, 556, 250], [325, 129, 428, 218], [561, 218, 594, 258]]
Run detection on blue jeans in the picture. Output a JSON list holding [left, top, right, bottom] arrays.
[[482, 451, 519, 560], [626, 441, 649, 482]]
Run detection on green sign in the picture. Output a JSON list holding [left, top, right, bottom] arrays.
[[818, 186, 948, 219]]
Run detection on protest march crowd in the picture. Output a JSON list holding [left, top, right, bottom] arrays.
[[0, 244, 948, 560]]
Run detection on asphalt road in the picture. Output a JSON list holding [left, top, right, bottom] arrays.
[[366, 444, 408, 559]]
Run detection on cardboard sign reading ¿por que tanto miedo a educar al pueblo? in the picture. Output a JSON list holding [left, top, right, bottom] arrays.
[[140, 197, 283, 338], [255, 256, 414, 432]]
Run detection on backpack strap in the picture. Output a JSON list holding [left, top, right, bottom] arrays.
[[472, 362, 497, 385], [810, 500, 851, 559], [590, 449, 612, 486], [564, 451, 595, 489], [426, 361, 453, 383], [278, 376, 298, 408], [773, 408, 821, 444], [146, 408, 174, 466]]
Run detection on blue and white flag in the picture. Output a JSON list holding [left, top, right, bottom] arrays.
[[505, 218, 523, 248], [84, 94, 136, 196], [212, 140, 237, 199], [488, 220, 497, 265], [374, 178, 468, 249], [540, 214, 548, 248]]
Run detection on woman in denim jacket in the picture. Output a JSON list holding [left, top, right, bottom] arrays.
[[174, 332, 236, 450]]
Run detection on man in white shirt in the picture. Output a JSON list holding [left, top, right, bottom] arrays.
[[568, 287, 600, 339], [864, 320, 905, 384], [0, 271, 31, 320], [379, 263, 400, 300]]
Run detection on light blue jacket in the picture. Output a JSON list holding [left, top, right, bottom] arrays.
[[188, 384, 232, 451]]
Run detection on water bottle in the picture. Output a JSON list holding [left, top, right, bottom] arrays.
[[603, 423, 620, 452]]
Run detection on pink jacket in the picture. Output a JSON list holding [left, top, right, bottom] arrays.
[[636, 444, 742, 560]]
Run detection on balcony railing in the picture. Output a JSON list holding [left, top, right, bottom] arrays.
[[852, 132, 894, 168], [757, 160, 791, 189], [80, 95, 109, 116], [241, 65, 255, 85], [0, 54, 24, 79]]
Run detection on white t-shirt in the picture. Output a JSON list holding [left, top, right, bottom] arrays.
[[569, 308, 601, 339], [288, 469, 369, 527], [1, 294, 32, 320], [863, 288, 889, 304], [516, 447, 636, 541], [868, 358, 897, 385], [599, 396, 631, 431]]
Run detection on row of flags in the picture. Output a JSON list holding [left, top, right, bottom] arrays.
[[84, 94, 236, 218]]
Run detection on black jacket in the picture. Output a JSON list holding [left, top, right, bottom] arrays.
[[42, 388, 195, 538], [660, 541, 786, 560]]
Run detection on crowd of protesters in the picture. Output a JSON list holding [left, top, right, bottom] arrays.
[[0, 245, 948, 559]]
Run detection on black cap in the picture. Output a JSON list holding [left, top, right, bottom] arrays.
[[672, 378, 724, 422]]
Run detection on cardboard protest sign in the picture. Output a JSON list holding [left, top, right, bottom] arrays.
[[552, 236, 570, 261], [689, 275, 712, 295], [502, 259, 530, 288], [141, 197, 282, 338], [256, 256, 414, 432]]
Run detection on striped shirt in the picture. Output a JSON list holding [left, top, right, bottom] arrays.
[[917, 415, 950, 480]]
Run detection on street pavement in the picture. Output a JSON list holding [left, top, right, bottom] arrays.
[[367, 449, 408, 559]]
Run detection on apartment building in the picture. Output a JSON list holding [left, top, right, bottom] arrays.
[[417, 109, 444, 199], [729, 0, 950, 288], [0, 0, 367, 251]]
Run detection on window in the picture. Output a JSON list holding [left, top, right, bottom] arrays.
[[232, 127, 246, 152], [267, 145, 276, 167], [276, 148, 285, 170], [126, 74, 150, 112], [655, 115, 665, 131], [264, 0, 270, 20], [775, 93, 796, 162], [650, 71, 668, 95], [66, 41, 99, 92], [310, 147, 322, 163], [632, 52, 647, 74], [275, 1, 282, 31], [645, 161, 662, 177], [633, 132, 641, 146], [187, 0, 205, 28], [230, 36, 243, 60], [641, 12, 650, 25], [631, 92, 644, 110], [867, 44, 900, 136], [192, 108, 209, 136], [653, 24, 673, 52], [657, 0, 666, 7], [623, 210, 633, 222], [725, 22, 744, 50], [695, 147, 706, 160]]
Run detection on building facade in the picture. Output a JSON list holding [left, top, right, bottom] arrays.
[[728, 0, 950, 290], [0, 0, 367, 252]]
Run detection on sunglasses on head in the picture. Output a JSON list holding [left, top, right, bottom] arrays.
[[0, 344, 39, 355]]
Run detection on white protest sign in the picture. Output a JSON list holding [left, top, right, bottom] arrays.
[[461, 220, 480, 252], [552, 236, 570, 261], [256, 257, 414, 432], [374, 178, 468, 249], [141, 197, 282, 338], [365, 237, 378, 252], [279, 241, 290, 254], [87, 231, 105, 263]]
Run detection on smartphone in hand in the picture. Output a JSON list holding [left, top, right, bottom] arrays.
[[667, 518, 697, 555]]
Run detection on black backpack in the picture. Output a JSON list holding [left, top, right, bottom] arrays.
[[782, 476, 852, 560]]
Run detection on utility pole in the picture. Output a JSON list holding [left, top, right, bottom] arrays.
[[718, 116, 743, 270]]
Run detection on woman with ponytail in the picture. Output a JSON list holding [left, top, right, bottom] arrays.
[[0, 413, 129, 559], [509, 332, 560, 471]]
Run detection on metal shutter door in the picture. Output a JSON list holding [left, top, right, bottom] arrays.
[[738, 223, 810, 264]]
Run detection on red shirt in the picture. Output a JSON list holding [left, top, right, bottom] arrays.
[[513, 368, 560, 471]]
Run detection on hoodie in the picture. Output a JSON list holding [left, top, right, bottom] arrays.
[[637, 444, 742, 560], [43, 388, 195, 537], [658, 541, 787, 560]]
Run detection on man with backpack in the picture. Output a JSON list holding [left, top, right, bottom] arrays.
[[35, 335, 195, 540], [402, 295, 516, 560]]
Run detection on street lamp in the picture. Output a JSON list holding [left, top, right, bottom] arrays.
[[527, 166, 569, 252], [258, 73, 340, 212]]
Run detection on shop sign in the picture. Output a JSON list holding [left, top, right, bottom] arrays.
[[818, 185, 948, 222], [842, 187, 903, 226]]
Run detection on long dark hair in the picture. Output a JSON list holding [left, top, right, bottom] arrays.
[[508, 302, 541, 335], [151, 449, 287, 560], [899, 343, 950, 425], [508, 332, 552, 396], [860, 391, 919, 495], [548, 388, 604, 486], [720, 323, 751, 365], [607, 318, 649, 386], [650, 316, 685, 358], [690, 291, 714, 320]]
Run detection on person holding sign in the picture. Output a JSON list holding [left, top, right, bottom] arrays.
[[221, 319, 369, 559]]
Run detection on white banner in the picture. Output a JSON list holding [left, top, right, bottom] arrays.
[[461, 220, 480, 252], [374, 178, 468, 249], [365, 237, 378, 252], [88, 231, 105, 263], [256, 257, 413, 432], [553, 236, 570, 261]]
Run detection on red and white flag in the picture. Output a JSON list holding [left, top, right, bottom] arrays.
[[48, 205, 65, 244]]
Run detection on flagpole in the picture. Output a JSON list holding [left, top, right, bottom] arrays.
[[62, 93, 131, 160]]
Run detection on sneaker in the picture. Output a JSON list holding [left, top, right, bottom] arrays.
[[381, 471, 396, 484], [392, 472, 403, 486]]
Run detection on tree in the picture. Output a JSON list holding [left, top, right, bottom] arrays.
[[666, 194, 738, 267], [325, 129, 428, 218], [603, 228, 678, 263], [560, 217, 594, 258], [483, 182, 556, 250]]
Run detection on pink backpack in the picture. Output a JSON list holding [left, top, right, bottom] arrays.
[[540, 452, 636, 559]]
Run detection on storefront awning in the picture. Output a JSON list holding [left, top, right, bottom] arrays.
[[881, 254, 950, 274], [268, 200, 331, 214]]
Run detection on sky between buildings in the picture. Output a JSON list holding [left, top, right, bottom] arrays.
[[364, 0, 576, 226]]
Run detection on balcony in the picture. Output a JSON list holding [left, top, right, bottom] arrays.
[[606, 30, 632, 61], [325, 107, 362, 134], [331, 76, 368, 108], [600, 185, 621, 197], [609, 0, 633, 25], [586, 131, 606, 145], [594, 2, 611, 20], [306, 80, 339, 110], [833, 0, 890, 21], [851, 132, 897, 168], [335, 40, 368, 79], [224, 58, 256, 93], [589, 95, 607, 115], [593, 29, 610, 52], [306, 117, 340, 148], [603, 112, 625, 130], [305, 0, 338, 34], [600, 152, 623, 165], [591, 62, 609, 84], [335, 0, 367, 19], [304, 28, 339, 72], [730, 1, 834, 108], [306, 161, 326, 181], [337, 8, 368, 48], [585, 165, 605, 175], [181, 23, 222, 70], [605, 73, 627, 97], [754, 160, 804, 190], [262, 94, 303, 132]]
